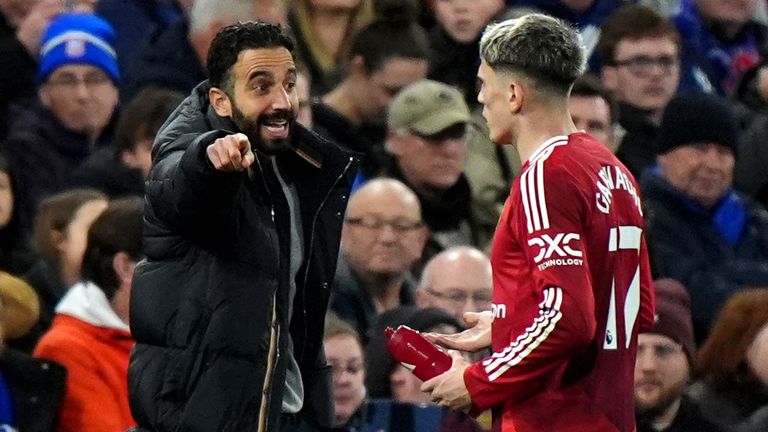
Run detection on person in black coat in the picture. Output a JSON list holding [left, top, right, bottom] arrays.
[[0, 270, 66, 432], [128, 21, 360, 432], [1, 13, 120, 233]]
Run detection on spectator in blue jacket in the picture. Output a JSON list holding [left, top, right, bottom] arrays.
[[641, 92, 768, 342], [672, 0, 768, 95]]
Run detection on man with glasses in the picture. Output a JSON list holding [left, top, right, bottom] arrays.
[[331, 178, 429, 341], [2, 13, 120, 232], [598, 5, 681, 179], [384, 80, 495, 273], [635, 279, 724, 432], [416, 246, 493, 323]]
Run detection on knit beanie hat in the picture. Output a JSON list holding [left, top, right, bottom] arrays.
[[38, 13, 120, 84], [655, 92, 738, 156], [648, 278, 697, 367]]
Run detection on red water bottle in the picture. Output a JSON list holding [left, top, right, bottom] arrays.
[[385, 325, 452, 381]]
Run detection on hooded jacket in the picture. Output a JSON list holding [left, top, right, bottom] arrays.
[[34, 281, 135, 432], [128, 82, 360, 431]]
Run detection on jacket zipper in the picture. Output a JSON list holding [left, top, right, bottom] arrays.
[[257, 299, 280, 432], [252, 155, 279, 432], [298, 156, 355, 363]]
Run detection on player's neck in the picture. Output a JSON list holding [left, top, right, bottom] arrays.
[[515, 108, 577, 163]]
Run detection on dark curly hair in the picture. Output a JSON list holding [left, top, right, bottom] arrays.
[[207, 21, 295, 95]]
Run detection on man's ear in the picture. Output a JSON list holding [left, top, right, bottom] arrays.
[[209, 86, 232, 117], [385, 132, 404, 156], [507, 79, 524, 114], [112, 252, 135, 286], [415, 289, 428, 308], [39, 86, 52, 109]]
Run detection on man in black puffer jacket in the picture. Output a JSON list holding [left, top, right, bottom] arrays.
[[128, 21, 360, 432]]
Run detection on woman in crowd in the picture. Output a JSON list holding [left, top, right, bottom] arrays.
[[688, 289, 768, 431], [287, 0, 373, 95], [10, 189, 107, 352]]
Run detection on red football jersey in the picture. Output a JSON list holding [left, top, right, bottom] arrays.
[[464, 133, 655, 432]]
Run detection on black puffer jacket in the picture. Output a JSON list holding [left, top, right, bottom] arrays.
[[128, 82, 360, 431]]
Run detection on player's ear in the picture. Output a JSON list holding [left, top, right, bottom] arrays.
[[507, 79, 524, 114]]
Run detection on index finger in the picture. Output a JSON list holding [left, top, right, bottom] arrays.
[[232, 133, 250, 150]]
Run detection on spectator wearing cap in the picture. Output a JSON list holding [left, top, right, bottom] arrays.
[[635, 278, 725, 432], [1, 13, 120, 233], [384, 80, 495, 274], [641, 92, 768, 342]]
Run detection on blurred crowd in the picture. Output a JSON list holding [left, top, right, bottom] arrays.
[[1, 0, 768, 431]]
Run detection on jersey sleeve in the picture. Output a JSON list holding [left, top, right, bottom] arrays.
[[465, 158, 598, 412]]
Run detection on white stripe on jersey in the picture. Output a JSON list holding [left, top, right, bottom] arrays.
[[523, 164, 541, 231], [483, 287, 564, 381], [528, 135, 568, 163], [520, 138, 567, 233], [482, 287, 560, 370]]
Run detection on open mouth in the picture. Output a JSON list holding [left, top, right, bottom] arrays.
[[261, 118, 290, 139]]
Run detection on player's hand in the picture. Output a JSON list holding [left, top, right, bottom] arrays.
[[421, 350, 472, 412], [423, 311, 493, 352], [206, 133, 255, 172]]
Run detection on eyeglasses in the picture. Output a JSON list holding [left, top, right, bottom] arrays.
[[612, 56, 678, 77], [344, 215, 425, 233], [46, 73, 112, 90], [424, 287, 493, 309]]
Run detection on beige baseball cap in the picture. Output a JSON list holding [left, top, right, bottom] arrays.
[[387, 80, 471, 136]]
